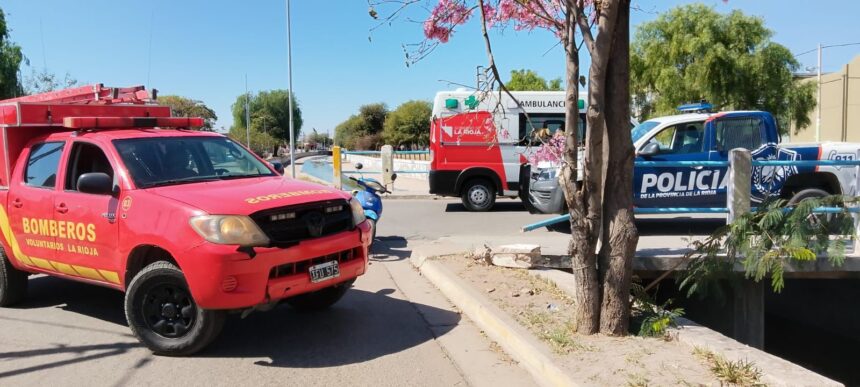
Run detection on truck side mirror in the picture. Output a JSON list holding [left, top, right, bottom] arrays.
[[270, 161, 285, 175], [637, 142, 660, 157], [77, 173, 114, 195]]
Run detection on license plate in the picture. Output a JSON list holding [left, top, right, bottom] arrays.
[[309, 260, 340, 283]]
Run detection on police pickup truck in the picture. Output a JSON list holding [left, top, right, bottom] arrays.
[[525, 105, 860, 213]]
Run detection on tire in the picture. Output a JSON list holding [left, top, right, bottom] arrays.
[[368, 219, 377, 244], [286, 279, 354, 311], [461, 178, 496, 212], [0, 248, 28, 307], [787, 188, 830, 205], [787, 188, 846, 233], [125, 261, 225, 356]]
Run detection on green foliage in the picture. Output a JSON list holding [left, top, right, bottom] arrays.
[[227, 126, 276, 157], [383, 100, 431, 147], [681, 196, 857, 297], [24, 68, 77, 95], [158, 95, 217, 131], [630, 4, 815, 133], [231, 90, 302, 143], [505, 69, 562, 91], [305, 129, 331, 149], [0, 8, 24, 99], [335, 103, 388, 150], [693, 347, 762, 386], [631, 281, 685, 338]]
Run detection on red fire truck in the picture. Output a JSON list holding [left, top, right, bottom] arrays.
[[0, 85, 371, 355]]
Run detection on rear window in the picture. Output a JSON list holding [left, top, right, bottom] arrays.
[[715, 117, 765, 151], [25, 142, 65, 188]]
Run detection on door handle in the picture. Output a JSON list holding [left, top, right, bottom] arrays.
[[56, 203, 69, 214], [11, 198, 22, 208]]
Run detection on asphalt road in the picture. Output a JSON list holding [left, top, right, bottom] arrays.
[[0, 233, 534, 386], [0, 198, 721, 386]]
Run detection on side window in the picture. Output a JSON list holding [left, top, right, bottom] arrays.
[[25, 142, 65, 188], [519, 113, 566, 146], [715, 117, 765, 151], [644, 121, 705, 155], [65, 142, 114, 191]]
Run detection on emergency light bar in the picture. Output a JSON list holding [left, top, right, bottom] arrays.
[[63, 116, 205, 129], [677, 101, 713, 113]]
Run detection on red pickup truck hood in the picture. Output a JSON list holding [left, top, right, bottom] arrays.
[[147, 177, 350, 215]]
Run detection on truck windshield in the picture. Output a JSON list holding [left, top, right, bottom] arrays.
[[113, 136, 275, 188], [631, 120, 660, 143]]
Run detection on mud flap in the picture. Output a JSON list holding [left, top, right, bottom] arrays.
[[519, 163, 539, 214]]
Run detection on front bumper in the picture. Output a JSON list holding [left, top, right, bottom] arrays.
[[182, 220, 372, 309], [528, 177, 565, 214]]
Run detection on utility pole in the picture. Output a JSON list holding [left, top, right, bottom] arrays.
[[816, 43, 821, 142], [245, 74, 251, 148], [286, 0, 296, 177]]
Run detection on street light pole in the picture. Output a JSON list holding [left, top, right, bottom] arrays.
[[286, 0, 296, 178], [245, 74, 251, 148], [816, 43, 821, 142]]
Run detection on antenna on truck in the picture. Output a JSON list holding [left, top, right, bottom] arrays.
[[3, 84, 155, 105]]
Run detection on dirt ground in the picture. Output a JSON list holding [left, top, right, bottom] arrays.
[[437, 255, 719, 387]]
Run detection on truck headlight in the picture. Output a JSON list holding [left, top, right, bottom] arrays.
[[189, 215, 270, 247], [349, 197, 366, 227]]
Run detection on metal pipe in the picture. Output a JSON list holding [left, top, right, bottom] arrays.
[[817, 43, 822, 142], [287, 0, 296, 178]]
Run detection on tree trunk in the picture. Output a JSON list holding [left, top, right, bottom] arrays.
[[560, 6, 599, 334], [598, 0, 639, 336]]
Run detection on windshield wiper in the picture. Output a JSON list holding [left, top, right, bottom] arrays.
[[143, 176, 222, 188], [217, 173, 271, 180]]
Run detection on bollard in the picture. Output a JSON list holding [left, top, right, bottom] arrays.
[[727, 148, 752, 224], [381, 145, 394, 187], [332, 146, 342, 190]]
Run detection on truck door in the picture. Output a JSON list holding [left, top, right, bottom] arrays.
[[52, 141, 120, 283], [634, 121, 712, 208], [707, 113, 776, 206], [8, 141, 66, 268]]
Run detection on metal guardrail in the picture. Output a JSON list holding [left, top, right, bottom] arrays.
[[342, 150, 430, 155], [522, 155, 860, 233]]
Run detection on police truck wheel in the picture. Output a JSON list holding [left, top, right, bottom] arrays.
[[125, 261, 225, 356], [462, 179, 496, 212], [286, 279, 354, 311], [788, 188, 845, 232], [0, 248, 28, 307]]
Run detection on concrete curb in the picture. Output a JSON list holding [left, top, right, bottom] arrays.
[[410, 248, 578, 387], [525, 269, 843, 387]]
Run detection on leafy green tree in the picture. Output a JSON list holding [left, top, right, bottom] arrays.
[[630, 4, 815, 132], [0, 8, 24, 99], [334, 103, 388, 149], [383, 100, 431, 147], [228, 126, 276, 156], [230, 90, 302, 143], [505, 69, 562, 91], [305, 129, 331, 149], [158, 95, 217, 130], [24, 68, 77, 95]]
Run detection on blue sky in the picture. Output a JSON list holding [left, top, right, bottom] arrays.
[[4, 1, 859, 139]]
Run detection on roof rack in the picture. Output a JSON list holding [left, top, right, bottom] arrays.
[[2, 84, 156, 105]]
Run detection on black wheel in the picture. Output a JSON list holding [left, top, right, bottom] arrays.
[[125, 261, 225, 356], [0, 248, 28, 307], [461, 178, 496, 212], [369, 219, 377, 243], [286, 279, 354, 311], [788, 188, 846, 233]]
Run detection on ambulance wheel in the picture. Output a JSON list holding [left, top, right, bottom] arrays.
[[286, 279, 354, 311], [462, 179, 496, 212], [0, 248, 28, 307], [125, 261, 225, 356]]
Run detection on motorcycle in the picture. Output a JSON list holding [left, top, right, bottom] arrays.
[[348, 163, 396, 244]]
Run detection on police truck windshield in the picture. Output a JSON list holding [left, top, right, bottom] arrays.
[[113, 137, 275, 188], [631, 121, 660, 143]]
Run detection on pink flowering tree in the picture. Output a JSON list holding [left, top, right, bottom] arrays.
[[372, 0, 637, 335]]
